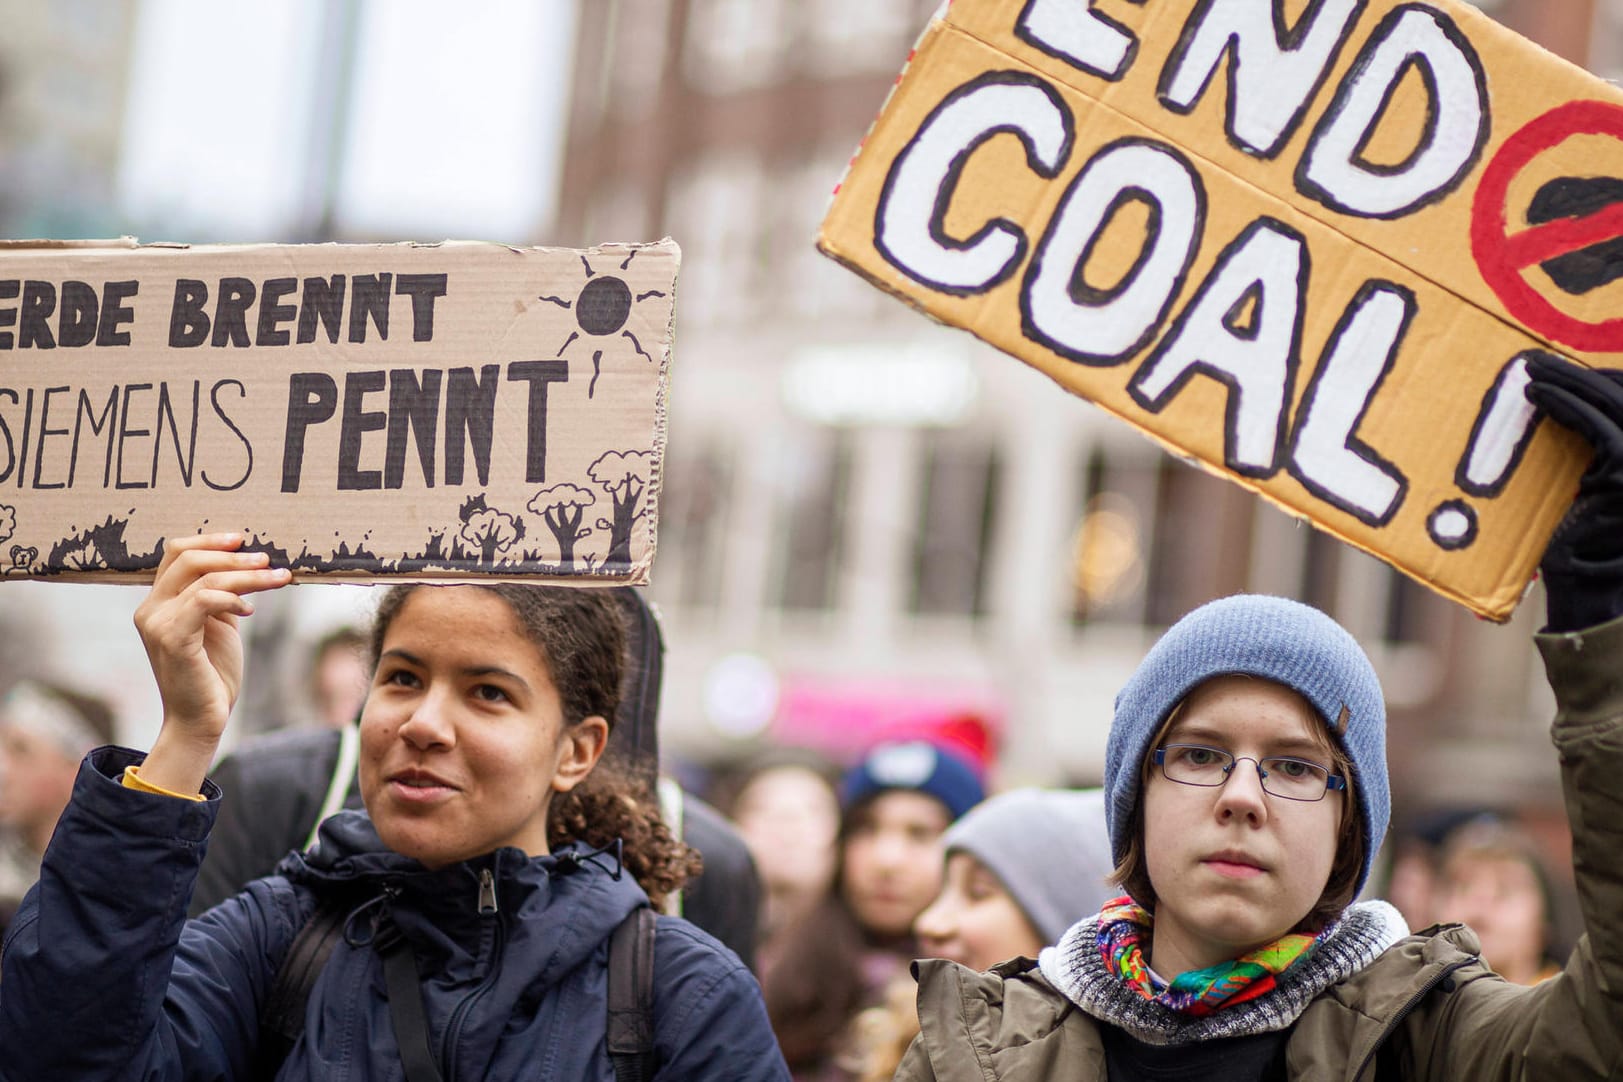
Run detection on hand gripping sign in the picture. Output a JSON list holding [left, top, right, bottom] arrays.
[[0, 239, 676, 584], [818, 0, 1623, 620]]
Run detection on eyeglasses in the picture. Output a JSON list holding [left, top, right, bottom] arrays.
[[1153, 744, 1347, 802]]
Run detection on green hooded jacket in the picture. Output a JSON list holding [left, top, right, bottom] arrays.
[[895, 616, 1623, 1082]]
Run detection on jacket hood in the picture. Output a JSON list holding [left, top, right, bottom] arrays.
[[275, 808, 649, 986]]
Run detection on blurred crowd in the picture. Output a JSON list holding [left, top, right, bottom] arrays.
[[0, 610, 1580, 1079]]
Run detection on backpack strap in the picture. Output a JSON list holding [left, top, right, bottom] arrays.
[[256, 892, 355, 1081], [303, 723, 361, 852], [259, 892, 658, 1081], [376, 917, 445, 1082], [606, 906, 658, 1082]]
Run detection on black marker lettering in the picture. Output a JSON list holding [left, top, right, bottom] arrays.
[[507, 360, 569, 484], [1016, 0, 1138, 82], [153, 380, 199, 488], [115, 383, 154, 490], [281, 372, 337, 493], [98, 280, 138, 346], [396, 274, 447, 341], [68, 386, 118, 489], [1129, 217, 1308, 477], [256, 277, 298, 346], [0, 388, 18, 483], [298, 275, 346, 344], [211, 278, 256, 348], [169, 280, 211, 348], [30, 385, 70, 488], [19, 282, 57, 350], [875, 71, 1074, 295], [1297, 4, 1488, 219], [0, 280, 18, 351], [1158, 0, 1365, 159], [203, 379, 253, 492], [1287, 281, 1413, 524], [337, 370, 387, 490], [384, 368, 442, 489], [444, 364, 499, 487], [59, 282, 99, 348], [349, 273, 392, 343], [1022, 138, 1206, 365]]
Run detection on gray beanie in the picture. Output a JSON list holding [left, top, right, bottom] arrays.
[[1104, 594, 1388, 896], [941, 788, 1116, 945]]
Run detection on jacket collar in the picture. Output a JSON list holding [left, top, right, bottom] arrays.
[[275, 808, 648, 985]]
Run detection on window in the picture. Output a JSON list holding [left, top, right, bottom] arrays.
[[772, 427, 852, 611], [1068, 446, 1152, 625], [1298, 526, 1342, 615], [1143, 457, 1253, 627], [800, 0, 919, 77], [658, 443, 733, 609], [609, 0, 672, 113], [910, 433, 1000, 616], [666, 154, 765, 327], [584, 180, 651, 247], [781, 154, 888, 322], [684, 0, 788, 93]]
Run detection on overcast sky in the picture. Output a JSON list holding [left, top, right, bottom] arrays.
[[118, 0, 579, 243]]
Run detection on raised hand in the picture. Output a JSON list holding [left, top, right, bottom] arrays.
[[1523, 356, 1623, 632], [132, 533, 291, 795]]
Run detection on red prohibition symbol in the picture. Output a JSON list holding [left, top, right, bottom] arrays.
[[1471, 99, 1623, 352]]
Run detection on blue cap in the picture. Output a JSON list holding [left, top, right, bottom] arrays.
[[1105, 594, 1388, 896], [841, 740, 985, 821]]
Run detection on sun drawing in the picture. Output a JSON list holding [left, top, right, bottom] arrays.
[[538, 249, 667, 398]]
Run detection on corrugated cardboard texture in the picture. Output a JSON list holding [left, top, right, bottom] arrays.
[[0, 239, 676, 584], [819, 0, 1605, 620]]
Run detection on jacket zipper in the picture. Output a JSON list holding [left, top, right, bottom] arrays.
[[477, 867, 498, 915], [439, 862, 505, 1077], [1351, 957, 1476, 1081]]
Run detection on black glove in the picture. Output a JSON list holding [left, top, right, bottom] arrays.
[[1523, 355, 1623, 632]]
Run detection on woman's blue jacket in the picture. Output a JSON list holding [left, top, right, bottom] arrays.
[[0, 747, 789, 1081]]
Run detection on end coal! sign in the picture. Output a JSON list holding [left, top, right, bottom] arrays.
[[0, 239, 675, 584], [818, 0, 1623, 620]]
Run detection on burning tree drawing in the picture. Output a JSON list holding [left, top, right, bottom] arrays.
[[458, 495, 525, 566], [589, 450, 653, 571], [528, 483, 596, 568]]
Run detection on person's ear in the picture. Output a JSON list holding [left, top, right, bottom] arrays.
[[551, 715, 610, 793]]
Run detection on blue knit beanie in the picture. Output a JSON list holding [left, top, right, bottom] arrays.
[[841, 740, 985, 821], [1104, 594, 1389, 896]]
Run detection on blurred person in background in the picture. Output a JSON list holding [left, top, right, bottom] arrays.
[[1380, 808, 1491, 932], [915, 788, 1117, 971], [854, 788, 1118, 1082], [1433, 816, 1564, 985], [307, 626, 370, 729], [0, 680, 114, 935], [764, 738, 983, 1081], [724, 749, 844, 982]]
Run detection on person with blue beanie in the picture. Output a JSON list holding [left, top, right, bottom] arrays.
[[893, 356, 1623, 1080], [764, 738, 984, 1080]]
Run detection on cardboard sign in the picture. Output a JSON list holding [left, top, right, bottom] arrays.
[[0, 239, 676, 584], [818, 0, 1623, 621]]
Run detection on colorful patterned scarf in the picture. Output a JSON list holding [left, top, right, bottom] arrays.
[[1095, 895, 1324, 1017]]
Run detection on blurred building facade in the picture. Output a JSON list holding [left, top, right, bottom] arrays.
[[554, 0, 1613, 821], [0, 0, 136, 237]]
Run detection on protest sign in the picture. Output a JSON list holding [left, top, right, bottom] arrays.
[[818, 0, 1619, 620], [0, 239, 675, 584]]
